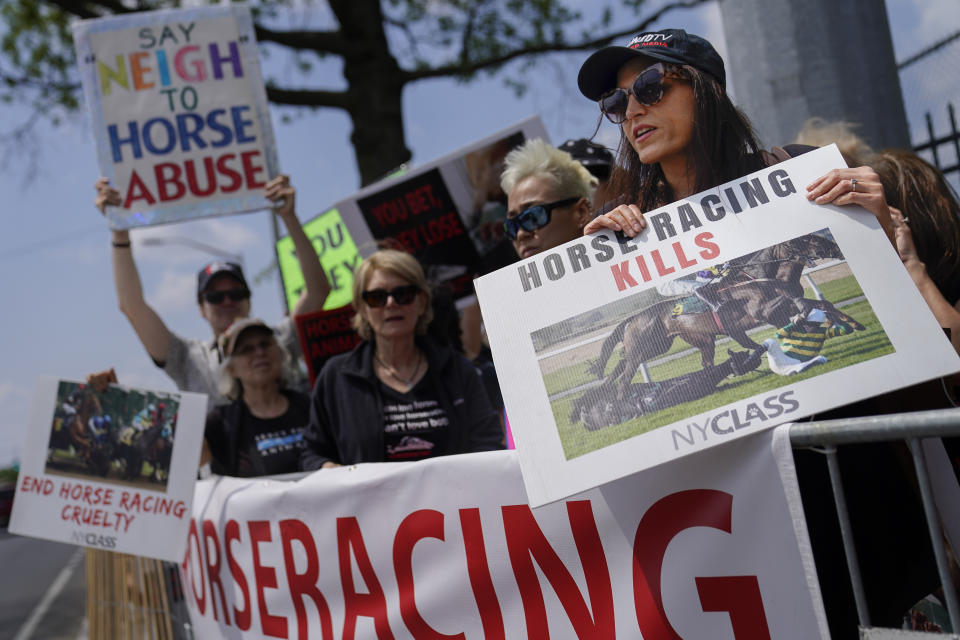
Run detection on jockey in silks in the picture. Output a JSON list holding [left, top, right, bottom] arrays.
[[87, 414, 112, 444], [659, 263, 729, 314], [132, 404, 156, 432], [55, 389, 84, 431], [762, 307, 854, 376], [122, 403, 161, 445]]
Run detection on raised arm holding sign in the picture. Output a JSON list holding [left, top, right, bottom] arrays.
[[96, 174, 330, 408]]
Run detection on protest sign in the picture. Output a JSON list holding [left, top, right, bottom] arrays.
[[336, 117, 548, 302], [295, 306, 362, 386], [277, 208, 361, 312], [181, 429, 828, 639], [73, 5, 277, 229], [9, 377, 205, 561], [475, 145, 960, 507]]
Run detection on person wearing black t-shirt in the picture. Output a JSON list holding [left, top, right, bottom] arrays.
[[203, 318, 309, 477], [300, 250, 504, 470]]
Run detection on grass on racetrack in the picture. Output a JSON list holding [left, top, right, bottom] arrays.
[[541, 275, 895, 459]]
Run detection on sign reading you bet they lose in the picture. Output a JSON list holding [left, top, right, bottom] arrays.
[[73, 5, 278, 229]]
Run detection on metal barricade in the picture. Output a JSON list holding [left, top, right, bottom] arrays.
[[791, 408, 960, 636]]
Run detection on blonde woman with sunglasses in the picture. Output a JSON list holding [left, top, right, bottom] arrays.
[[300, 249, 504, 470]]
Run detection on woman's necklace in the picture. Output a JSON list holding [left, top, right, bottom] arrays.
[[375, 349, 422, 388]]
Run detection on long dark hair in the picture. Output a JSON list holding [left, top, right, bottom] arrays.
[[870, 149, 960, 304], [603, 65, 766, 213]]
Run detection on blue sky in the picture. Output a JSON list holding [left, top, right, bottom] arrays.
[[1, 0, 958, 466]]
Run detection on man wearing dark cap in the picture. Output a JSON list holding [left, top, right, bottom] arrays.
[[95, 174, 331, 408]]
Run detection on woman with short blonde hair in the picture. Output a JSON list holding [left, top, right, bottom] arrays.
[[500, 138, 598, 260]]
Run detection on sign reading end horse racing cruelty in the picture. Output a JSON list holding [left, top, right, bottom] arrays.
[[9, 377, 206, 561], [476, 145, 960, 507], [73, 5, 278, 229]]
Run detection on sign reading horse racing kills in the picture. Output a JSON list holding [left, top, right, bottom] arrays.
[[475, 145, 960, 507], [73, 5, 277, 229], [9, 377, 206, 561]]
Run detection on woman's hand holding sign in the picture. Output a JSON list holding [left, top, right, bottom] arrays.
[[806, 166, 896, 246], [583, 203, 648, 238]]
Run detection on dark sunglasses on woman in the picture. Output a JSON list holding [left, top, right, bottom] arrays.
[[503, 197, 581, 240], [361, 284, 420, 307], [202, 289, 250, 305], [599, 62, 670, 125]]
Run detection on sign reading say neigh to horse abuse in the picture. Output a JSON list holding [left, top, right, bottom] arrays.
[[73, 5, 277, 229], [476, 145, 960, 507]]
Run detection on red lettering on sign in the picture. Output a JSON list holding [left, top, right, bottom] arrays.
[[184, 519, 207, 615], [696, 576, 772, 639], [696, 231, 721, 260], [632, 489, 733, 639], [459, 508, 505, 640], [225, 519, 252, 631], [279, 519, 334, 640], [337, 517, 395, 640], [502, 501, 614, 638], [123, 170, 157, 208], [393, 509, 463, 639], [249, 521, 287, 638], [202, 519, 230, 625]]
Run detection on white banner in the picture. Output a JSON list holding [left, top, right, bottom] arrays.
[[73, 5, 278, 229], [10, 377, 205, 561], [475, 145, 960, 507], [181, 428, 828, 639]]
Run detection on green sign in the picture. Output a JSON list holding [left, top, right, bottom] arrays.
[[276, 208, 361, 312]]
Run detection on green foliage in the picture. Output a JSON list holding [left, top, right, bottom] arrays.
[[0, 466, 18, 483], [0, 0, 664, 119]]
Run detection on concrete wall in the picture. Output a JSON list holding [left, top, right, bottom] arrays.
[[719, 0, 910, 153]]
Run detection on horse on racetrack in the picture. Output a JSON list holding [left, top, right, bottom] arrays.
[[116, 421, 172, 483], [586, 232, 864, 399], [64, 389, 109, 475]]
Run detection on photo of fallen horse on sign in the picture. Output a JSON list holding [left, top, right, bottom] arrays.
[[534, 228, 893, 458]]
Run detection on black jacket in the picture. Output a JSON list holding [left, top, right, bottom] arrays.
[[300, 337, 504, 469]]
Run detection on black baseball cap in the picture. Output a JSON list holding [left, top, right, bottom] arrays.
[[578, 29, 726, 102], [559, 139, 614, 180], [197, 261, 249, 301]]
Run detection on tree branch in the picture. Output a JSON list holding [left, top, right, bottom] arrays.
[[254, 24, 355, 56], [265, 85, 352, 110], [402, 0, 708, 82], [45, 0, 135, 19]]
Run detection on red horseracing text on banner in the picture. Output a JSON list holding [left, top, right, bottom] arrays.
[[180, 434, 829, 639]]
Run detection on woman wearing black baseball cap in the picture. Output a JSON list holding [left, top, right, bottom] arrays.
[[576, 29, 935, 639], [578, 29, 896, 244]]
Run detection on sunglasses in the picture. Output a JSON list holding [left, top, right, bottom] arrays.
[[232, 336, 276, 357], [599, 62, 668, 125], [503, 197, 580, 240], [361, 284, 420, 308], [202, 289, 250, 305]]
